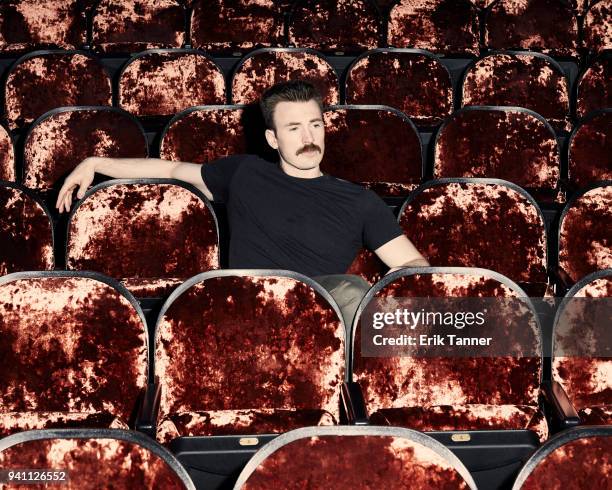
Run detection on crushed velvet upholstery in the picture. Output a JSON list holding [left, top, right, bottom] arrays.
[[484, 0, 579, 58], [23, 109, 148, 194], [0, 275, 147, 436], [518, 434, 612, 489], [558, 185, 612, 283], [231, 49, 339, 104], [288, 0, 380, 53], [353, 272, 546, 440], [576, 58, 612, 118], [462, 53, 570, 132], [92, 0, 185, 53], [240, 434, 471, 489], [0, 435, 190, 489], [66, 183, 219, 297], [118, 51, 225, 117], [399, 181, 548, 295], [568, 111, 612, 190], [0, 184, 54, 275], [388, 0, 479, 56], [345, 50, 453, 128], [583, 0, 612, 54], [154, 274, 345, 444], [0, 124, 15, 181], [434, 108, 560, 196], [0, 0, 86, 53], [345, 248, 388, 285], [553, 275, 611, 425], [322, 108, 422, 197], [191, 0, 284, 54], [5, 52, 112, 130]]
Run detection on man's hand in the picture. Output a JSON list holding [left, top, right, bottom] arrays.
[[56, 157, 98, 213]]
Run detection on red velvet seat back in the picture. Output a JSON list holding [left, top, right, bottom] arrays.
[[0, 183, 53, 275], [0, 273, 147, 434], [5, 52, 112, 130], [91, 0, 185, 53], [558, 183, 612, 283], [231, 48, 339, 105], [576, 57, 612, 119], [154, 272, 345, 431], [568, 110, 612, 190], [0, 123, 15, 181], [118, 51, 225, 118], [322, 107, 422, 197], [345, 249, 387, 285], [434, 107, 560, 196], [288, 0, 380, 53], [0, 0, 86, 53], [388, 0, 479, 56], [345, 49, 453, 128], [484, 0, 578, 58], [462, 52, 570, 132], [66, 181, 219, 297], [191, 0, 284, 54], [583, 0, 612, 55], [23, 108, 148, 195]]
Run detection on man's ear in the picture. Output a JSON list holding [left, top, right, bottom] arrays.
[[265, 128, 278, 149]]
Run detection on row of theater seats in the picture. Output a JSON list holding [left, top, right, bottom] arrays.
[[0, 267, 609, 488], [2, 48, 610, 131], [0, 0, 609, 56]]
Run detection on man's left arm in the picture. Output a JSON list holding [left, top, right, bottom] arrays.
[[374, 235, 430, 275]]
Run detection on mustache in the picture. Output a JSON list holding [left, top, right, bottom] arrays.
[[296, 144, 321, 156]]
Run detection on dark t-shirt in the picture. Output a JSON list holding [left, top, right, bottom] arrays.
[[201, 154, 403, 277]]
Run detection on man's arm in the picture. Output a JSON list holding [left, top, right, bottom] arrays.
[[56, 156, 212, 213], [374, 235, 430, 275]]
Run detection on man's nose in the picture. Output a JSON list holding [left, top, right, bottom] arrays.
[[302, 127, 314, 143]]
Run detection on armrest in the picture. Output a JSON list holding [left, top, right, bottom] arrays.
[[542, 381, 580, 429], [341, 381, 369, 425], [136, 380, 161, 438], [548, 267, 574, 297]]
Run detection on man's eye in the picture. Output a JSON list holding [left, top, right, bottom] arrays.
[[289, 127, 297, 131], [313, 123, 321, 128]]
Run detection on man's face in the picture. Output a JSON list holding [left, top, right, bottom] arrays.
[[265, 99, 325, 172]]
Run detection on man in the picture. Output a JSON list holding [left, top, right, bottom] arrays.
[[57, 81, 428, 325]]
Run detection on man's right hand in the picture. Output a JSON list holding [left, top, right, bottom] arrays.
[[56, 157, 97, 213]]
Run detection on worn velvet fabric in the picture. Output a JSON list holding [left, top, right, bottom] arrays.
[[66, 183, 219, 297], [399, 182, 548, 295], [191, 0, 284, 54], [288, 0, 380, 53], [322, 108, 422, 197], [0, 413, 128, 439], [231, 49, 339, 104], [485, 0, 579, 58], [0, 276, 147, 436], [583, 0, 612, 54], [345, 50, 453, 128], [5, 52, 112, 130], [155, 275, 344, 444], [118, 51, 225, 117], [23, 109, 148, 194], [559, 186, 612, 283], [576, 59, 612, 118], [462, 53, 570, 132], [240, 435, 471, 489], [0, 185, 53, 275], [92, 0, 185, 53], [353, 272, 546, 439], [519, 436, 612, 489], [568, 111, 612, 190], [0, 0, 86, 53], [434, 108, 560, 195], [345, 248, 388, 285], [388, 0, 479, 56], [0, 125, 15, 181], [0, 437, 189, 489]]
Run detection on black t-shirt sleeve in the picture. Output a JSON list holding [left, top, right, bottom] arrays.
[[201, 154, 248, 203], [361, 189, 404, 250]]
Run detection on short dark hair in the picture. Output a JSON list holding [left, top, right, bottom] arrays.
[[259, 80, 323, 130]]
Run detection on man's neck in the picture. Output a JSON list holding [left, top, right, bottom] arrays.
[[279, 160, 323, 179]]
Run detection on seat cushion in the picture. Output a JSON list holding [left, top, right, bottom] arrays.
[[579, 406, 612, 426], [369, 404, 548, 442], [157, 408, 337, 444], [0, 412, 129, 438]]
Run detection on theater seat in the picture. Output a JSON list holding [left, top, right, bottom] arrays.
[[0, 429, 195, 489], [234, 426, 476, 489], [575, 56, 611, 119], [4, 51, 112, 130], [583, 0, 612, 55], [0, 272, 147, 437], [0, 122, 15, 181], [66, 180, 220, 299]]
